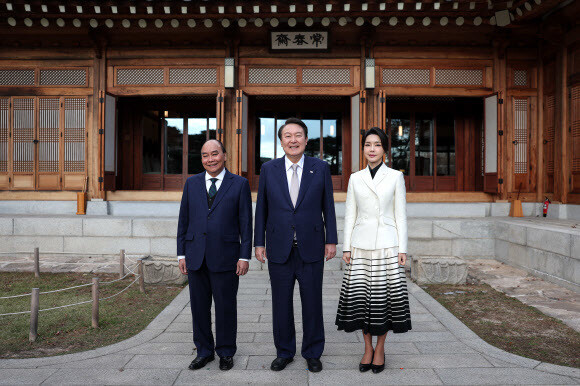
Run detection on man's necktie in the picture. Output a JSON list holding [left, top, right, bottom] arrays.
[[209, 178, 218, 199], [290, 164, 299, 207]]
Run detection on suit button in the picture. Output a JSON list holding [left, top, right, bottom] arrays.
[[207, 215, 210, 219], [203, 232, 207, 236]]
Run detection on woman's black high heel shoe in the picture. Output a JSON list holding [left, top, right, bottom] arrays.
[[371, 354, 385, 374], [359, 350, 374, 372]]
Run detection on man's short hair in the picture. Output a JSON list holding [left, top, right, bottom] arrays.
[[203, 139, 226, 153], [278, 117, 308, 140]]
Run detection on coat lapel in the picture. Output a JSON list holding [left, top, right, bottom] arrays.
[[209, 169, 234, 212], [361, 165, 378, 196], [295, 156, 315, 209], [373, 163, 388, 187], [275, 157, 294, 209]]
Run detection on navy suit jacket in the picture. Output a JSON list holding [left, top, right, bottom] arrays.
[[254, 156, 338, 264], [177, 169, 252, 272]]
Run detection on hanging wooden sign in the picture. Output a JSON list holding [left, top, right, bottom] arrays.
[[270, 31, 329, 52]]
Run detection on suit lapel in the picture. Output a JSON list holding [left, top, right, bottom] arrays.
[[209, 169, 234, 212], [197, 173, 209, 211], [361, 165, 378, 196], [275, 157, 294, 209], [295, 156, 315, 209]]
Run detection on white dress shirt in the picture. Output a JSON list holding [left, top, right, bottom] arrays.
[[285, 154, 304, 191], [178, 168, 248, 262]]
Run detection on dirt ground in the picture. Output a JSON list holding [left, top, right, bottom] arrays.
[[423, 278, 580, 369]]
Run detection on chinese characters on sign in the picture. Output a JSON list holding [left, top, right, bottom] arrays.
[[270, 31, 329, 51]]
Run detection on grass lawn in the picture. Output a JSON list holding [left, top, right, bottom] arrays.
[[0, 271, 185, 358], [422, 282, 580, 369]]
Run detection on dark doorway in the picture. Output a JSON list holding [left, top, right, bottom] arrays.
[[117, 96, 216, 190]]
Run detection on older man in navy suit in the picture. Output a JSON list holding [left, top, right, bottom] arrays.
[[177, 139, 252, 371], [255, 118, 338, 373]]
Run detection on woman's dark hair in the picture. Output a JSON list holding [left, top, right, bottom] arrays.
[[278, 117, 308, 140], [362, 127, 388, 154]]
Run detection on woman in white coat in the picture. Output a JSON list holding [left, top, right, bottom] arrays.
[[335, 127, 412, 374]]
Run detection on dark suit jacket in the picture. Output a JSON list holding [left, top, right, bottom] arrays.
[[254, 156, 338, 263], [177, 169, 252, 272]]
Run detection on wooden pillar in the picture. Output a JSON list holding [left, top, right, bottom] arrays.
[[537, 47, 545, 202], [499, 45, 509, 200], [560, 45, 570, 204], [554, 45, 569, 203], [29, 288, 39, 342]]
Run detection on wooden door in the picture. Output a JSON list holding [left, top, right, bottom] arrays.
[[483, 94, 499, 193]]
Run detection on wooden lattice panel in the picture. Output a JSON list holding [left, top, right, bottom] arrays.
[[38, 98, 60, 173], [513, 70, 528, 87], [513, 98, 528, 175], [382, 68, 430, 85], [117, 68, 164, 85], [40, 69, 87, 86], [63, 98, 86, 173], [0, 70, 35, 86], [435, 69, 483, 86], [248, 68, 297, 84], [0, 98, 8, 173], [302, 68, 350, 84], [12, 98, 35, 173], [169, 68, 217, 84], [572, 86, 580, 174]]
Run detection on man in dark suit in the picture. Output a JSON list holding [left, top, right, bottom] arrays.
[[177, 139, 252, 371], [254, 118, 338, 373]]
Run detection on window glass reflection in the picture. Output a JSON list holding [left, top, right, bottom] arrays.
[[164, 117, 183, 175], [188, 118, 207, 175], [390, 114, 411, 175], [323, 115, 341, 175], [256, 116, 275, 174], [415, 113, 434, 176], [142, 111, 161, 174], [436, 113, 455, 176], [303, 115, 321, 159]]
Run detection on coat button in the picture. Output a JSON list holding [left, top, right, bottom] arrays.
[[203, 232, 207, 236]]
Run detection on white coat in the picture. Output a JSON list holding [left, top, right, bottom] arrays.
[[342, 163, 408, 253]]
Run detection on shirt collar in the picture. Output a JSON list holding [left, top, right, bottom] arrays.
[[205, 167, 226, 182], [285, 154, 305, 171]]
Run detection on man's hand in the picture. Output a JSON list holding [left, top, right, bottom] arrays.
[[342, 251, 351, 265], [236, 260, 249, 276], [178, 259, 187, 275], [255, 247, 267, 263], [325, 244, 337, 261], [398, 253, 407, 266]]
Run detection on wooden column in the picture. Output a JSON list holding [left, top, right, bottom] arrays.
[[537, 46, 545, 202], [554, 45, 569, 203]]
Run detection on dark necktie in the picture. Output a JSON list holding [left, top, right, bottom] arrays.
[[208, 178, 218, 199]]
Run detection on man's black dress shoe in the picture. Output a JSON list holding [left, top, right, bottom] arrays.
[[371, 355, 385, 374], [359, 350, 374, 372], [219, 356, 234, 371], [270, 357, 293, 371], [306, 358, 323, 373], [188, 355, 215, 370]]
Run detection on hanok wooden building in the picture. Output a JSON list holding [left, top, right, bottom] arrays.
[[0, 0, 578, 205]]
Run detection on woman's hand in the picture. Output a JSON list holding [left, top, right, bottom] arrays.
[[342, 251, 351, 265], [398, 253, 407, 266]]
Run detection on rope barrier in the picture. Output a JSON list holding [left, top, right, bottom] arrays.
[[39, 282, 93, 295], [0, 292, 32, 300], [99, 277, 140, 301], [0, 310, 31, 316], [38, 299, 93, 312]]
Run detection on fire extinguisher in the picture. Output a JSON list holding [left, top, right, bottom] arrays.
[[543, 197, 551, 217]]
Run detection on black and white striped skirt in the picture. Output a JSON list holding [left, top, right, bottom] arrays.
[[335, 247, 412, 336]]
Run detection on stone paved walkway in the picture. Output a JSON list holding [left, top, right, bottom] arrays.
[[1, 270, 579, 385]]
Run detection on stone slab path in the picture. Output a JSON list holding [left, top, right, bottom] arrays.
[[1, 270, 579, 385]]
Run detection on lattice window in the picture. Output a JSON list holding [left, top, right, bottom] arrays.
[[0, 70, 35, 86], [169, 68, 217, 84], [302, 68, 350, 84], [117, 68, 164, 85], [382, 68, 430, 85], [435, 69, 483, 86], [572, 86, 580, 173], [38, 98, 60, 173], [0, 98, 8, 173], [40, 69, 87, 86], [513, 70, 528, 87], [12, 98, 35, 173], [64, 98, 86, 173], [545, 95, 555, 174], [513, 99, 528, 174], [248, 68, 297, 84]]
